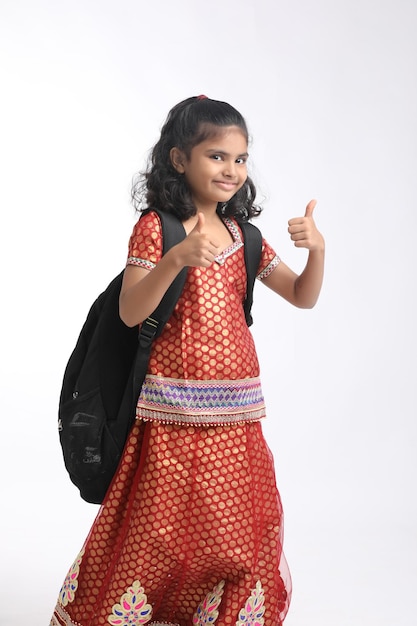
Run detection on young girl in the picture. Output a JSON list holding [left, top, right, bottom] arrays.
[[51, 95, 324, 626]]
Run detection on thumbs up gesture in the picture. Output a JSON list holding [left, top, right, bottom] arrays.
[[288, 199, 324, 251], [179, 212, 220, 268]]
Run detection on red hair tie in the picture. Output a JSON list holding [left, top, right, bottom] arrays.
[[196, 94, 208, 100]]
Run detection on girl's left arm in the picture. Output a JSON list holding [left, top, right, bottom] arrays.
[[262, 200, 325, 309]]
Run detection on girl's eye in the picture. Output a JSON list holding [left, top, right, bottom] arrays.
[[210, 155, 247, 164]]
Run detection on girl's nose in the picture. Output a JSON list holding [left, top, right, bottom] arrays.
[[223, 160, 236, 178]]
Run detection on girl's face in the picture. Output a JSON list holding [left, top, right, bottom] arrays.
[[171, 125, 248, 211]]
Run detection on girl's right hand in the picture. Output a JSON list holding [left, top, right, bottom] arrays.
[[174, 212, 220, 268], [121, 212, 219, 326]]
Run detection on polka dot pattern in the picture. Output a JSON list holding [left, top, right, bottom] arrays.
[[127, 211, 278, 381], [128, 216, 162, 266], [51, 212, 291, 626], [58, 421, 290, 626]]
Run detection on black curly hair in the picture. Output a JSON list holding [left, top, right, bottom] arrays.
[[131, 96, 262, 222]]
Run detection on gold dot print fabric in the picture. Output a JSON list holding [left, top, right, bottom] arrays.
[[51, 212, 290, 626]]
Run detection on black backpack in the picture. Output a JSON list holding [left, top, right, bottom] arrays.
[[58, 210, 262, 504]]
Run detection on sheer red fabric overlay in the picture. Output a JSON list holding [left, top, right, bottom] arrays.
[[51, 213, 291, 626], [53, 420, 290, 626]]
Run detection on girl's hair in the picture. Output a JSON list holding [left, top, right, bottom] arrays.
[[131, 96, 262, 221]]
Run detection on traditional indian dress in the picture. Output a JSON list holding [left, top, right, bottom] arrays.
[[51, 211, 291, 626]]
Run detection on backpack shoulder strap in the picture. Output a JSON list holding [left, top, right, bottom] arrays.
[[133, 210, 188, 393], [138, 209, 187, 345], [239, 220, 263, 327]]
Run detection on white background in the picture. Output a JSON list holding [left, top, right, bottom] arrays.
[[1, 1, 416, 624]]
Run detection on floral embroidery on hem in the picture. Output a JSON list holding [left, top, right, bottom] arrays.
[[108, 580, 153, 625], [58, 549, 85, 607], [235, 581, 265, 626], [193, 579, 225, 625]]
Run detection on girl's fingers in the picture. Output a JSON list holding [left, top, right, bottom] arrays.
[[304, 199, 317, 217]]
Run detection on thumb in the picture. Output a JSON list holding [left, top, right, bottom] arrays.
[[305, 199, 317, 218], [192, 212, 205, 233]]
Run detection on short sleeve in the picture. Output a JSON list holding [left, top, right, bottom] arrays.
[[126, 211, 163, 270], [257, 238, 281, 280]]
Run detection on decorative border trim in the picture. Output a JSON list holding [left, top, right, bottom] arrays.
[[136, 376, 266, 426], [127, 257, 156, 271], [257, 255, 281, 280], [214, 218, 244, 266], [50, 604, 83, 626]]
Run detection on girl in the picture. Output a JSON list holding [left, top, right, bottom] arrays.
[[51, 96, 324, 626]]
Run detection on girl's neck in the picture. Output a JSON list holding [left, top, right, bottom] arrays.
[[192, 202, 219, 222], [182, 205, 225, 236]]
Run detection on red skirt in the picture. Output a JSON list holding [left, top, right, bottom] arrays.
[[51, 419, 291, 626]]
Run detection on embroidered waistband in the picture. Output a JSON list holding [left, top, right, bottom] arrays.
[[136, 376, 266, 426]]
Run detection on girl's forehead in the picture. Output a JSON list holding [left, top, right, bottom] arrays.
[[195, 125, 248, 148]]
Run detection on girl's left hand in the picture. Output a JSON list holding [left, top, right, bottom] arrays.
[[288, 199, 324, 251]]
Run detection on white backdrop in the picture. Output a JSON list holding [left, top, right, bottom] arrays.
[[1, 1, 416, 625]]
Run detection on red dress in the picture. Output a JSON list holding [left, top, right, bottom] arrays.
[[51, 212, 291, 626]]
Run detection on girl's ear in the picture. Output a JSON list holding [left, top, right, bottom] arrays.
[[170, 147, 186, 173]]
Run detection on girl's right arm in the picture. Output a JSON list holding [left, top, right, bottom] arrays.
[[119, 213, 218, 327]]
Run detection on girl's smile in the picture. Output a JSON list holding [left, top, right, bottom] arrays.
[[213, 180, 239, 191]]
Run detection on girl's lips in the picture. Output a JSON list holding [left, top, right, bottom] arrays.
[[214, 181, 238, 190]]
